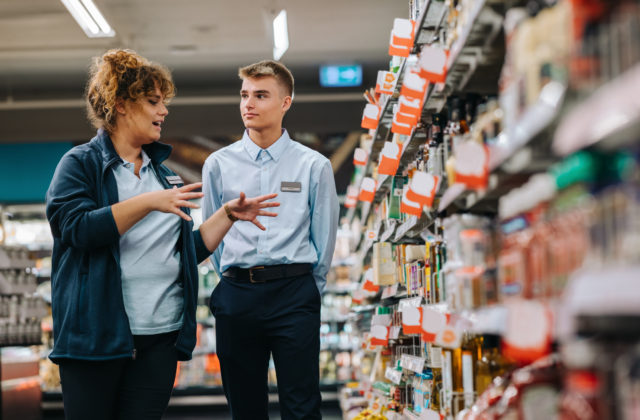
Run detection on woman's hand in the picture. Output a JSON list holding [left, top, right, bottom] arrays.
[[150, 182, 204, 221], [227, 192, 280, 230]]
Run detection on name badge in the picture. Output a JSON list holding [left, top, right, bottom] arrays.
[[166, 175, 184, 185], [281, 181, 302, 192]]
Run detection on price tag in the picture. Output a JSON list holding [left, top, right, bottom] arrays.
[[402, 306, 423, 335], [455, 141, 489, 190], [371, 314, 392, 327], [400, 354, 425, 373], [370, 325, 389, 346], [385, 366, 403, 385], [502, 298, 552, 363], [381, 283, 399, 299], [398, 297, 422, 312], [389, 326, 401, 340]]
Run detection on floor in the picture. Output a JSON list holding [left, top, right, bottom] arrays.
[[43, 404, 344, 419]]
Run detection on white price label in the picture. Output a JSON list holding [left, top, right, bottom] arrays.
[[389, 326, 401, 340], [398, 297, 422, 312], [381, 283, 399, 299], [371, 314, 392, 327], [385, 366, 403, 385], [400, 354, 426, 374]]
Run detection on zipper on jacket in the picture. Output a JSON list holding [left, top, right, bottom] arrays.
[[132, 348, 137, 360]]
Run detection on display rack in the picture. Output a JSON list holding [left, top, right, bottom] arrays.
[[341, 0, 640, 419]]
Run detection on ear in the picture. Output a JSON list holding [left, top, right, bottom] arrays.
[[282, 95, 292, 113], [115, 97, 127, 115]]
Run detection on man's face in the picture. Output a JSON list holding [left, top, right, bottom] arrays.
[[240, 76, 291, 132]]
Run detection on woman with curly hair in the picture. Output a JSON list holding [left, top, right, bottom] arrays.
[[45, 49, 279, 420]]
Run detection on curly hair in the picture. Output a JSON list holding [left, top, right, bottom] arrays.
[[238, 60, 294, 97], [85, 49, 175, 132]]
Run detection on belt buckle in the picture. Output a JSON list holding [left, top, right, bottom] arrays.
[[249, 266, 266, 283]]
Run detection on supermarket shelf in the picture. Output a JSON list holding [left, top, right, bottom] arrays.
[[490, 81, 566, 170], [437, 81, 567, 214], [352, 304, 376, 314], [393, 213, 433, 242], [414, 0, 448, 46], [351, 0, 505, 226], [553, 62, 640, 156], [422, 0, 504, 113], [379, 220, 398, 242]]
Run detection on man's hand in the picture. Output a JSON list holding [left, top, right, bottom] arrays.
[[227, 192, 280, 230]]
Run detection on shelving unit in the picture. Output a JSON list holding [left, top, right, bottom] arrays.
[[340, 0, 640, 419]]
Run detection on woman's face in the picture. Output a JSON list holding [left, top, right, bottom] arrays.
[[116, 86, 168, 144]]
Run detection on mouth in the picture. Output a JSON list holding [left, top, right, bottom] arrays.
[[152, 121, 163, 129], [244, 113, 257, 118]]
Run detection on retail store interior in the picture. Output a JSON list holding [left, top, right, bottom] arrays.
[[2, 0, 640, 419]]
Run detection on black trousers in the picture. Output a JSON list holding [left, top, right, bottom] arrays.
[[58, 330, 179, 420], [210, 272, 322, 420]]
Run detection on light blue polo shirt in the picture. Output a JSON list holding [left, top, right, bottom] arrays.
[[112, 150, 184, 335]]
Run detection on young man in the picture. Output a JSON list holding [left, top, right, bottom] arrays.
[[202, 60, 339, 419]]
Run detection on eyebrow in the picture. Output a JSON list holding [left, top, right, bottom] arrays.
[[148, 94, 162, 100], [240, 89, 271, 95]]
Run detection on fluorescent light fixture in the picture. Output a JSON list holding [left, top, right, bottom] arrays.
[[60, 0, 115, 38], [272, 10, 289, 60]]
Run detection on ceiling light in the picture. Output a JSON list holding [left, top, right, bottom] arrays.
[[272, 10, 289, 60], [60, 0, 115, 38]]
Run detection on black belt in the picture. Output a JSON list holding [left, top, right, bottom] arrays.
[[222, 263, 312, 283]]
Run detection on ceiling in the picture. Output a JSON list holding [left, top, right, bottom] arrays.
[[0, 0, 409, 190]]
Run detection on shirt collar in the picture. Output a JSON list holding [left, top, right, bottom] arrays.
[[120, 149, 152, 172], [241, 129, 291, 162]]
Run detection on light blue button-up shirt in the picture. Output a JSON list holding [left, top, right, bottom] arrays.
[[202, 129, 339, 292], [112, 150, 184, 335]]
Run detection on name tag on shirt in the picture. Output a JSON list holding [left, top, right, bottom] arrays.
[[165, 175, 184, 185], [281, 181, 302, 192]]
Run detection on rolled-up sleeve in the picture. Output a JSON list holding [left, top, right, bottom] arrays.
[[201, 156, 224, 276], [45, 153, 120, 249], [309, 159, 339, 293]]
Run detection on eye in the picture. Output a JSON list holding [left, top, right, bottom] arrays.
[[257, 94, 265, 99], [148, 99, 158, 105]]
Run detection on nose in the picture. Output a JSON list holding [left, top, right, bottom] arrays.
[[159, 102, 169, 116], [244, 96, 255, 110]]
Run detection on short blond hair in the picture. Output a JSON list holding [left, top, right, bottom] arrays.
[[238, 60, 294, 97]]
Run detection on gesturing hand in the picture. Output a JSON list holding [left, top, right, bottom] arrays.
[[152, 182, 204, 221], [227, 192, 280, 230]]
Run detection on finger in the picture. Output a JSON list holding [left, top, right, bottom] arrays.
[[177, 201, 200, 209], [179, 192, 204, 200], [257, 193, 278, 202], [258, 211, 278, 217], [237, 191, 246, 205], [175, 209, 192, 221], [252, 219, 266, 231], [180, 182, 203, 192], [260, 202, 280, 208]]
